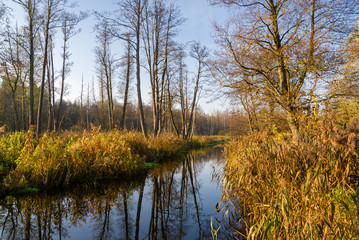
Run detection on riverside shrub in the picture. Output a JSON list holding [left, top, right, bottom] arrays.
[[0, 129, 220, 193]]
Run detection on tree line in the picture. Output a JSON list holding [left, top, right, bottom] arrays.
[[0, 0, 219, 139], [1, 0, 357, 140]]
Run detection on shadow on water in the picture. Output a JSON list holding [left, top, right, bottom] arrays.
[[0, 147, 240, 240]]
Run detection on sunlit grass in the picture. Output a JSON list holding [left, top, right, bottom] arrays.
[[221, 119, 359, 239], [0, 129, 223, 194]]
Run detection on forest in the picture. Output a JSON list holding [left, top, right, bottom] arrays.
[[1, 0, 359, 239], [0, 0, 235, 138]]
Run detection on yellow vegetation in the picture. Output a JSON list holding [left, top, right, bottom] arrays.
[[222, 117, 359, 239], [0, 129, 224, 194]]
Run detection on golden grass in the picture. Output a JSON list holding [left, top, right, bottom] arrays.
[[222, 118, 359, 239], [0, 129, 221, 194]]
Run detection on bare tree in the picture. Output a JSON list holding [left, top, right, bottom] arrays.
[[142, 0, 184, 137], [36, 0, 67, 136], [12, 0, 39, 128], [56, 11, 85, 131], [185, 42, 208, 139], [95, 20, 116, 129], [167, 43, 208, 139], [120, 34, 132, 130], [166, 46, 186, 137], [209, 0, 359, 141], [0, 28, 25, 130], [96, 0, 148, 136], [46, 34, 54, 130]]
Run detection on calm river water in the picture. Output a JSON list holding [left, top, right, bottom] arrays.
[[0, 147, 238, 240]]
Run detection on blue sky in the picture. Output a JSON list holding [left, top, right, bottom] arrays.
[[7, 0, 230, 113]]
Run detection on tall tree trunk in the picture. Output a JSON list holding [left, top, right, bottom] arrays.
[[186, 70, 200, 140], [157, 6, 173, 136], [46, 46, 52, 131], [189, 102, 197, 139], [21, 79, 26, 130], [99, 72, 105, 127], [136, 1, 147, 137], [57, 28, 67, 131], [11, 92, 19, 131], [152, 15, 160, 138], [105, 66, 113, 129], [178, 56, 186, 139], [167, 79, 179, 136], [80, 75, 84, 127], [36, 0, 51, 137], [86, 82, 89, 129], [50, 39, 56, 130], [121, 36, 131, 130], [28, 1, 35, 128]]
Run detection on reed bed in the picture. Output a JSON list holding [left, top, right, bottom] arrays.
[[222, 118, 359, 239], [0, 129, 221, 194]]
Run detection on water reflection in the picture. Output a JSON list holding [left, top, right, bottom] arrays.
[[0, 147, 236, 240]]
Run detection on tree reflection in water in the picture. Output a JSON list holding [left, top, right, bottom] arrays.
[[0, 147, 238, 239]]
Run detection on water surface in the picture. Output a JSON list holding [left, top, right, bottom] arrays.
[[0, 147, 236, 239]]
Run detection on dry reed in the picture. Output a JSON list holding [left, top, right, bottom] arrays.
[[222, 117, 359, 239]]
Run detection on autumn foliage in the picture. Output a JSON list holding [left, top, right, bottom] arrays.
[[222, 115, 359, 239], [0, 129, 223, 194]]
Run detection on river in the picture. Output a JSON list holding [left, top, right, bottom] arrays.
[[0, 147, 238, 240]]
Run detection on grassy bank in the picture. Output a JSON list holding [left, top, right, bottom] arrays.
[[222, 120, 359, 239], [0, 129, 226, 195]]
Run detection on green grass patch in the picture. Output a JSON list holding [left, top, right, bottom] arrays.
[[14, 187, 40, 195], [144, 162, 159, 169], [188, 135, 231, 148]]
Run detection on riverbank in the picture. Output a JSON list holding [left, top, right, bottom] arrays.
[[222, 121, 359, 239], [0, 147, 231, 239], [0, 129, 229, 195]]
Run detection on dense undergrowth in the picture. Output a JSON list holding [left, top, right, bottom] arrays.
[[222, 117, 359, 239], [0, 128, 227, 195]]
